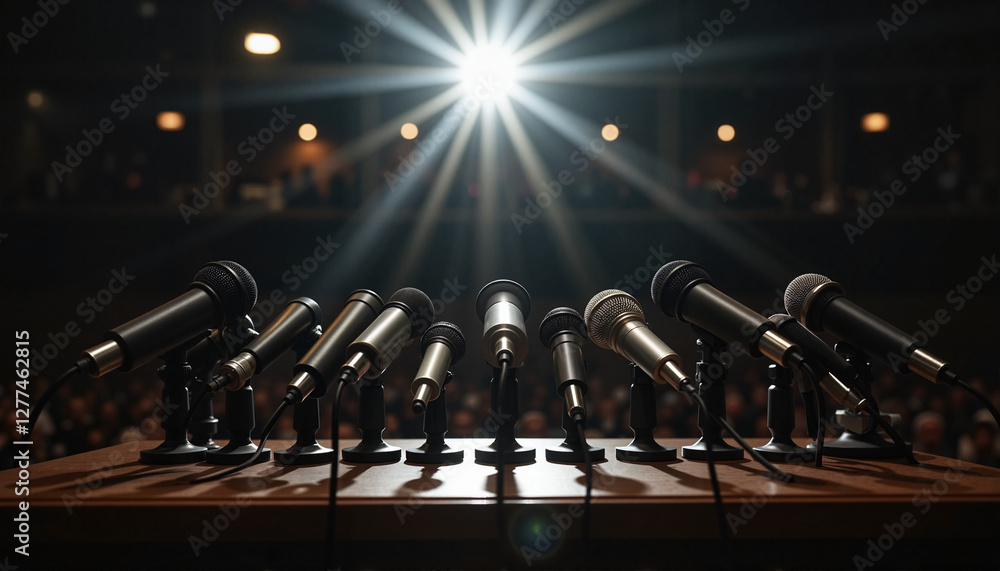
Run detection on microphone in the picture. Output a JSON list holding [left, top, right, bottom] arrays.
[[784, 273, 959, 385], [411, 322, 466, 414], [209, 298, 323, 392], [539, 307, 589, 419], [768, 314, 868, 413], [337, 287, 434, 385], [583, 289, 692, 391], [476, 279, 531, 368], [81, 261, 257, 377], [651, 260, 800, 368], [286, 290, 383, 403]]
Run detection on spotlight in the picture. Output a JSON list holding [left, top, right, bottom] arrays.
[[861, 112, 889, 133], [601, 124, 620, 142], [298, 123, 317, 141], [459, 45, 518, 98], [400, 123, 419, 140], [245, 32, 280, 55], [717, 124, 735, 142]]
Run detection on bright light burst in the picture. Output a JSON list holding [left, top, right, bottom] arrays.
[[459, 44, 519, 98]]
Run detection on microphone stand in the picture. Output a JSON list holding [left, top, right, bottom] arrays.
[[406, 372, 464, 464], [615, 364, 675, 462], [475, 367, 534, 464], [140, 345, 208, 464], [188, 394, 220, 451], [276, 326, 336, 465], [682, 330, 744, 461], [753, 364, 814, 462], [819, 342, 911, 459], [342, 375, 401, 463]]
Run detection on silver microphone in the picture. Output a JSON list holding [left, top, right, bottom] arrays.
[[411, 322, 466, 414], [539, 307, 589, 419], [476, 279, 531, 368]]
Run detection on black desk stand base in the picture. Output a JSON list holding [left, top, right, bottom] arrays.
[[343, 377, 401, 463], [275, 399, 334, 465], [815, 411, 913, 460], [206, 384, 270, 465], [616, 364, 676, 462], [475, 367, 535, 465], [753, 364, 813, 463], [140, 358, 207, 465], [407, 384, 464, 465], [547, 412, 605, 463], [682, 336, 743, 462]]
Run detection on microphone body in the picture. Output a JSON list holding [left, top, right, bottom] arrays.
[[784, 274, 957, 385], [212, 298, 323, 392], [584, 290, 691, 391], [81, 261, 258, 376], [651, 260, 799, 367], [338, 288, 434, 384], [476, 280, 531, 368], [287, 290, 383, 402], [539, 308, 589, 418], [411, 322, 466, 414]]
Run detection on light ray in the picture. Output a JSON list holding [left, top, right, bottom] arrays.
[[488, 0, 523, 50], [426, 0, 477, 54], [473, 102, 501, 287], [469, 0, 489, 45], [512, 0, 647, 65], [331, 0, 466, 65], [501, 0, 558, 54], [517, 47, 672, 82]]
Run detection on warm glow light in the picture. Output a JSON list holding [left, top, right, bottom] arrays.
[[862, 112, 889, 133], [27, 91, 44, 108], [460, 45, 518, 97], [156, 111, 185, 131], [298, 123, 317, 141], [717, 124, 736, 142], [245, 32, 281, 55], [601, 124, 620, 142], [400, 122, 419, 140]]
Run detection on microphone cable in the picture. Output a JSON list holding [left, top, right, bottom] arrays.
[[182, 382, 213, 434], [26, 359, 88, 440], [956, 379, 1000, 429], [494, 353, 512, 564], [570, 411, 593, 550], [796, 362, 826, 467], [189, 393, 293, 484], [324, 378, 349, 571], [862, 400, 918, 464]]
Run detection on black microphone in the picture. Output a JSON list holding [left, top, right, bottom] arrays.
[[768, 314, 867, 412], [651, 260, 800, 368], [583, 289, 692, 391], [476, 279, 531, 368], [411, 322, 466, 414], [784, 273, 959, 385], [539, 307, 589, 419], [80, 261, 257, 376], [285, 290, 383, 403], [337, 287, 434, 385], [208, 298, 323, 392]]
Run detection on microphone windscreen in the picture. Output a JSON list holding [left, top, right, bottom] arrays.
[[539, 307, 587, 350], [389, 287, 434, 331], [650, 260, 711, 318], [784, 273, 831, 320], [193, 261, 258, 326], [421, 322, 466, 364], [584, 289, 643, 350]]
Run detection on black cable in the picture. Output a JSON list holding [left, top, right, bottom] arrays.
[[957, 379, 1000, 429], [26, 359, 87, 439], [325, 380, 348, 571], [494, 356, 511, 563], [797, 362, 826, 467], [571, 412, 592, 548], [189, 395, 292, 484], [181, 383, 213, 433], [864, 402, 918, 464]]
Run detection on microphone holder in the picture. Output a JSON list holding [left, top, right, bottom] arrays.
[[475, 367, 535, 465], [547, 411, 605, 463], [276, 326, 336, 465], [818, 342, 911, 459], [682, 331, 744, 461], [616, 363, 676, 462], [753, 364, 814, 462], [189, 389, 220, 451], [406, 372, 464, 464], [205, 382, 270, 464], [342, 375, 401, 463], [140, 348, 208, 464]]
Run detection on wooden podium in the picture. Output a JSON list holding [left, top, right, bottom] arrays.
[[3, 438, 999, 569]]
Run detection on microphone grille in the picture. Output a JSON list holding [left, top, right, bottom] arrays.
[[651, 260, 711, 318], [784, 273, 831, 320], [193, 261, 258, 326], [584, 289, 643, 350], [421, 321, 466, 364], [389, 287, 434, 333], [538, 307, 587, 350]]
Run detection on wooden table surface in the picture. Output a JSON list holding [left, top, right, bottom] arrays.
[[3, 437, 999, 569]]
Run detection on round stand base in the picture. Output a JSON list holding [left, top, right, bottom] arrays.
[[205, 443, 271, 465], [475, 442, 535, 465], [616, 440, 676, 462], [191, 438, 221, 451], [547, 442, 606, 463], [342, 441, 401, 463], [753, 439, 814, 463], [814, 430, 912, 459], [140, 442, 207, 465], [274, 443, 335, 466], [406, 443, 465, 465], [682, 437, 744, 461]]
